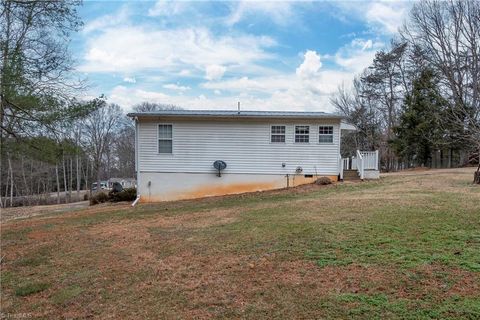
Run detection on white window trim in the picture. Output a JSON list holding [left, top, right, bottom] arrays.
[[318, 125, 334, 144], [157, 123, 174, 155], [294, 124, 310, 144], [270, 124, 286, 144]]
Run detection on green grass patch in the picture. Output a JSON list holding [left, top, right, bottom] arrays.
[[15, 282, 50, 296], [51, 285, 84, 305], [14, 245, 53, 267], [306, 193, 480, 271], [1, 227, 33, 242]]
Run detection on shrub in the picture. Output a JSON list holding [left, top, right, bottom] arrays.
[[108, 187, 137, 203], [316, 177, 332, 185], [89, 192, 109, 205]]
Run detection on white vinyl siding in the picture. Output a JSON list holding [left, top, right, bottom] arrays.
[[158, 124, 172, 153], [318, 126, 334, 143], [138, 119, 341, 175]]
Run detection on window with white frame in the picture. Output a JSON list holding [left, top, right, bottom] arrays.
[[318, 126, 334, 143], [271, 125, 286, 143], [158, 124, 173, 153], [295, 125, 310, 143]]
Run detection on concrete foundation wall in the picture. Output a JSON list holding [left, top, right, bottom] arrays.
[[139, 172, 338, 202], [364, 170, 380, 179]]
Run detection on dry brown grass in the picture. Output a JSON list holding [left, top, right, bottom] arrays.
[[1, 168, 479, 319]]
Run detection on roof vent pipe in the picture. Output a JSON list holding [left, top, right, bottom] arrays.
[[237, 101, 240, 114]]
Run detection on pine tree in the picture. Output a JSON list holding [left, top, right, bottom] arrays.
[[392, 69, 446, 167]]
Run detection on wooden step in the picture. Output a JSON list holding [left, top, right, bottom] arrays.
[[344, 176, 361, 181], [343, 170, 361, 181]]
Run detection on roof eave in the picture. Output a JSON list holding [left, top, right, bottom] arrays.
[[127, 113, 345, 120]]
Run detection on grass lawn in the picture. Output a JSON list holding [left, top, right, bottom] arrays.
[[1, 168, 479, 319]]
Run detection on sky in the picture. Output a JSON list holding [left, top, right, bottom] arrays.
[[72, 0, 412, 112]]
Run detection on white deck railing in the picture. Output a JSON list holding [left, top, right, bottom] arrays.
[[361, 150, 379, 170], [341, 150, 379, 180], [356, 150, 364, 180], [338, 155, 344, 180]]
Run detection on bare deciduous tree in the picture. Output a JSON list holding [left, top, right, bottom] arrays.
[[83, 101, 122, 193]]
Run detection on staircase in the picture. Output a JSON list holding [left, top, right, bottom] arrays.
[[343, 169, 361, 181], [339, 150, 379, 181]]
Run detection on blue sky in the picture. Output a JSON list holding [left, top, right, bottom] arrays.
[[73, 1, 411, 112]]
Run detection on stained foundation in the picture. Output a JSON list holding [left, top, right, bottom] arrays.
[[139, 172, 338, 202]]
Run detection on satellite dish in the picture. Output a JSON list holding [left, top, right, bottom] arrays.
[[213, 160, 227, 177]]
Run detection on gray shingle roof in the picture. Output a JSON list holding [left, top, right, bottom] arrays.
[[127, 110, 343, 119]]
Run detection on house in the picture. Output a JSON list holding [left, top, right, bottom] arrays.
[[127, 110, 379, 202]]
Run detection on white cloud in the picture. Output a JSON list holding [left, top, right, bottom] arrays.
[[80, 26, 276, 75], [108, 86, 170, 109], [205, 65, 226, 81], [225, 1, 301, 26], [163, 83, 190, 91], [83, 5, 130, 34], [334, 38, 384, 73], [148, 0, 186, 17], [106, 38, 384, 112], [199, 42, 383, 110], [333, 1, 410, 35], [123, 77, 136, 83], [107, 84, 335, 112], [296, 50, 322, 79], [178, 69, 191, 76], [366, 2, 408, 34]]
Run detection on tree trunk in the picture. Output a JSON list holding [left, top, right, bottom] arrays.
[[475, 148, 480, 185], [3, 164, 9, 208], [21, 156, 29, 205], [69, 157, 73, 201], [474, 168, 480, 184], [63, 153, 68, 203], [76, 153, 80, 201], [85, 157, 89, 192], [96, 160, 101, 194], [55, 164, 60, 204], [8, 155, 13, 207]]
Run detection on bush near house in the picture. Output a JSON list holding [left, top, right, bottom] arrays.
[[89, 188, 137, 205], [316, 176, 332, 185], [89, 192, 109, 205], [108, 187, 137, 202]]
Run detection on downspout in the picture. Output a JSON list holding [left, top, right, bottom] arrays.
[[132, 195, 141, 207]]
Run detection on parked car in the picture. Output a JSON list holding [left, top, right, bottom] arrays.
[[91, 181, 108, 191]]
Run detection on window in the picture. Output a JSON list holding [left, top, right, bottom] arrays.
[[295, 125, 310, 143], [318, 126, 333, 143], [158, 124, 172, 153], [271, 125, 286, 143]]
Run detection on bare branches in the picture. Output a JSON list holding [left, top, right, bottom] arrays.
[[335, 0, 479, 170]]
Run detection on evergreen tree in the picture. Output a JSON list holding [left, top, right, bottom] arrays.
[[392, 69, 446, 166]]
